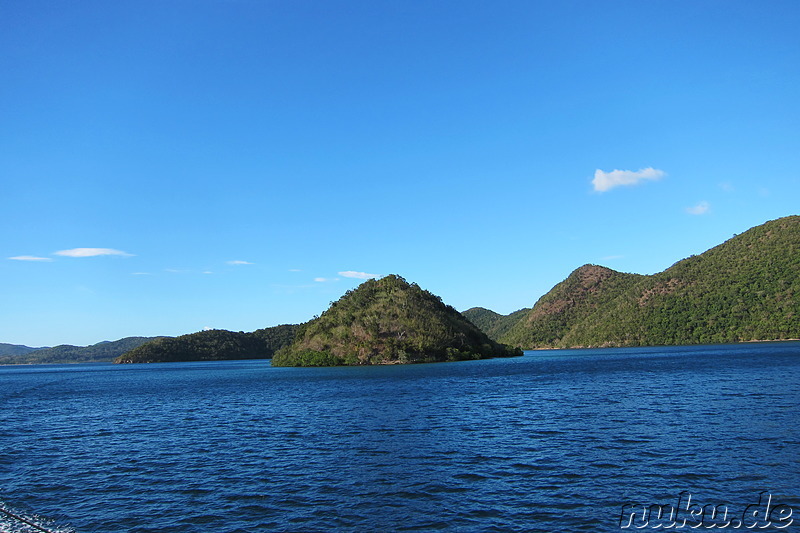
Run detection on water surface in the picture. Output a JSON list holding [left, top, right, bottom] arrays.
[[1, 343, 798, 531]]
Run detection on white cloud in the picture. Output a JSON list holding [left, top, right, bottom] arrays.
[[227, 260, 253, 265], [9, 255, 53, 262], [55, 248, 133, 258], [686, 201, 710, 215], [314, 277, 339, 283], [338, 271, 378, 280], [592, 167, 666, 192]]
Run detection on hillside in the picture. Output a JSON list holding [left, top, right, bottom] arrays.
[[272, 275, 521, 366], [115, 324, 297, 363], [499, 215, 800, 349], [0, 337, 161, 365], [463, 307, 531, 341], [0, 343, 44, 357]]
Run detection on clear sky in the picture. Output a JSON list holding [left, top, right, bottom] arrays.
[[2, 0, 799, 347]]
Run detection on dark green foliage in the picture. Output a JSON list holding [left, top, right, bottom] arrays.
[[501, 215, 800, 349], [272, 275, 521, 366], [0, 343, 43, 357], [0, 337, 161, 365], [463, 306, 531, 342], [115, 324, 298, 364], [462, 307, 503, 332]]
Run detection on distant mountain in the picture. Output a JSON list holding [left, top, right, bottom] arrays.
[[272, 274, 521, 366], [499, 215, 800, 349], [115, 325, 298, 363], [462, 307, 531, 342], [0, 337, 163, 365], [0, 343, 45, 357]]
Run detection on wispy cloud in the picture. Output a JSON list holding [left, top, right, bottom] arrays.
[[592, 167, 666, 192], [227, 260, 254, 265], [339, 271, 378, 280], [9, 255, 53, 262], [314, 277, 340, 283], [55, 248, 133, 258], [686, 201, 710, 215]]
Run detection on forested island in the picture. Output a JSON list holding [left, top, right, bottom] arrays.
[[272, 274, 522, 366], [0, 337, 162, 365], [114, 325, 297, 364], [5, 215, 799, 365]]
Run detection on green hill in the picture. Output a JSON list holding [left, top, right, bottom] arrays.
[[462, 306, 531, 341], [500, 215, 800, 349], [115, 325, 297, 363], [0, 337, 161, 365], [272, 275, 522, 366], [0, 343, 44, 357]]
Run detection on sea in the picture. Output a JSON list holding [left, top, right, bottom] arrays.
[[1, 342, 798, 532]]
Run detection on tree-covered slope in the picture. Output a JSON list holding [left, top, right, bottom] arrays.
[[0, 343, 43, 357], [272, 275, 521, 366], [501, 215, 800, 349], [499, 265, 643, 348], [115, 325, 297, 363], [462, 307, 502, 333], [463, 307, 531, 342], [0, 337, 161, 365]]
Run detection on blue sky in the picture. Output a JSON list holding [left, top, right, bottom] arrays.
[[2, 0, 799, 347]]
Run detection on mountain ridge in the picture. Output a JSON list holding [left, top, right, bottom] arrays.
[[0, 337, 163, 365], [495, 215, 800, 349]]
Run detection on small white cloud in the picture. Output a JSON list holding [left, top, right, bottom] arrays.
[[600, 255, 624, 261], [339, 271, 378, 280], [9, 255, 53, 262], [686, 201, 710, 215], [314, 277, 340, 283], [132, 272, 152, 276], [227, 260, 254, 265], [55, 248, 133, 258], [203, 271, 214, 275], [592, 167, 666, 192]]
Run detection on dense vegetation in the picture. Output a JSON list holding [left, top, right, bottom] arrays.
[[463, 307, 531, 341], [0, 343, 42, 357], [0, 337, 161, 365], [8, 216, 799, 363], [497, 215, 800, 349], [272, 275, 522, 366], [115, 325, 297, 363]]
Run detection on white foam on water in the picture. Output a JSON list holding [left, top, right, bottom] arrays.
[[0, 502, 75, 533]]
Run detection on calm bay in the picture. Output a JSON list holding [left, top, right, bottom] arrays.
[[1, 342, 798, 531]]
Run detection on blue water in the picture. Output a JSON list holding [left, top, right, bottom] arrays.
[[1, 343, 799, 532]]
